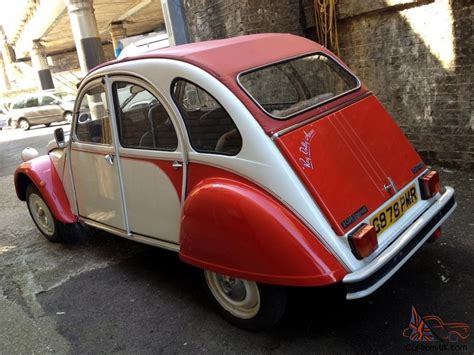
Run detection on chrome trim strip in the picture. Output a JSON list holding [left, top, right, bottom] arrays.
[[81, 217, 180, 252], [236, 51, 362, 121], [344, 187, 456, 299]]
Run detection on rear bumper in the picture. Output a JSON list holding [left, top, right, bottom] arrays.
[[343, 187, 456, 300]]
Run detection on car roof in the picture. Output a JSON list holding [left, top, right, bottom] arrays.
[[90, 33, 368, 136], [94, 33, 323, 78]]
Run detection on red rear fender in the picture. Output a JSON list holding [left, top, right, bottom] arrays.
[[180, 178, 347, 286], [14, 155, 76, 224]]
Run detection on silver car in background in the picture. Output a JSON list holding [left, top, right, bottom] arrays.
[[10, 92, 75, 130], [0, 108, 8, 129]]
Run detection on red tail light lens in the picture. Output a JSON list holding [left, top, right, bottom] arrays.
[[428, 227, 442, 243], [348, 224, 378, 260], [419, 171, 441, 199]]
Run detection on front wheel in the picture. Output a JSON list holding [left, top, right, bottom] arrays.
[[63, 111, 72, 123], [26, 184, 81, 243], [204, 270, 287, 331], [19, 118, 30, 130]]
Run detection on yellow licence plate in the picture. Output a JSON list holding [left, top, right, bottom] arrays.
[[371, 184, 418, 236]]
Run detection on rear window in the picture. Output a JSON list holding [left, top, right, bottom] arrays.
[[238, 53, 359, 119]]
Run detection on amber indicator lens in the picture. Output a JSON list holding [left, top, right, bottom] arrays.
[[348, 223, 378, 260], [420, 171, 440, 199]]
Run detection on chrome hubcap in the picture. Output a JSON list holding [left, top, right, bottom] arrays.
[[205, 271, 260, 319], [28, 193, 54, 236], [20, 120, 28, 129]]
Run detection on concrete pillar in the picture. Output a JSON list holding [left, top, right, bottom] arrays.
[[31, 40, 54, 90], [0, 55, 10, 91], [64, 0, 105, 74], [110, 21, 127, 58], [0, 27, 16, 86]]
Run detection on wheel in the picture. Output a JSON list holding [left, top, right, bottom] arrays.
[[45, 123, 51, 127], [204, 270, 287, 331], [19, 118, 30, 130], [26, 184, 81, 243], [448, 332, 460, 342], [63, 111, 72, 123]]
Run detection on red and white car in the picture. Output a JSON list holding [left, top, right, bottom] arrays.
[[14, 34, 456, 330]]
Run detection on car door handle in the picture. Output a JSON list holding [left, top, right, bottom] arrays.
[[104, 154, 114, 166], [172, 160, 183, 170]]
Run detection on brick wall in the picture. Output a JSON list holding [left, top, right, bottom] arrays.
[[49, 43, 115, 73], [184, 0, 473, 169], [337, 0, 473, 169], [183, 0, 315, 41]]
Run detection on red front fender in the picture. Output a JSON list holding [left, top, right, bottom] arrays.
[[14, 155, 76, 224], [179, 178, 347, 287]]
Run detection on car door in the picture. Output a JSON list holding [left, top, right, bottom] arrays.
[[69, 79, 126, 231], [39, 94, 63, 123], [24, 96, 43, 124], [111, 78, 185, 244]]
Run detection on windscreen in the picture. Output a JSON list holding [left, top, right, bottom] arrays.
[[239, 53, 359, 119]]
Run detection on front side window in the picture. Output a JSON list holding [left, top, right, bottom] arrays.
[[113, 82, 178, 151], [75, 84, 112, 144], [239, 53, 359, 119], [172, 79, 242, 155], [12, 99, 25, 109]]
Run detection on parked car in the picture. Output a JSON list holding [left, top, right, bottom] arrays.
[[10, 91, 75, 130], [14, 34, 456, 330], [0, 108, 8, 129]]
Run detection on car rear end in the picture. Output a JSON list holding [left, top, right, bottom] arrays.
[[238, 50, 456, 299]]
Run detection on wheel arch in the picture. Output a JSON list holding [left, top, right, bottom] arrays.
[[14, 155, 77, 224], [179, 177, 347, 287]]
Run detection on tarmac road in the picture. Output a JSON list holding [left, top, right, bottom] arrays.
[[0, 125, 472, 354]]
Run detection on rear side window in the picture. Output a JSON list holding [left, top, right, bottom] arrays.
[[113, 82, 178, 151], [172, 79, 242, 155], [239, 53, 359, 119], [25, 97, 39, 108], [41, 95, 56, 106], [75, 84, 112, 145]]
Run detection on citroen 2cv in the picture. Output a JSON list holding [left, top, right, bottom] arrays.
[[14, 34, 456, 330]]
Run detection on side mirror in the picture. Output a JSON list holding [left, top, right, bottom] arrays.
[[54, 128, 66, 148]]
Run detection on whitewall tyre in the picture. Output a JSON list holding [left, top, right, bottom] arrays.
[[204, 270, 287, 330], [26, 184, 81, 243]]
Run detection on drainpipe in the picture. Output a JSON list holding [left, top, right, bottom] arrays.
[[110, 21, 127, 58], [31, 40, 54, 90], [161, 0, 189, 46], [64, 0, 105, 74]]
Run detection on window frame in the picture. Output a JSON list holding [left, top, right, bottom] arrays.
[[72, 79, 113, 146], [112, 80, 179, 152], [171, 78, 243, 156], [236, 51, 361, 120]]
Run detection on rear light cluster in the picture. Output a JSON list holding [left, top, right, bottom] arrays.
[[419, 170, 441, 199], [348, 223, 378, 260]]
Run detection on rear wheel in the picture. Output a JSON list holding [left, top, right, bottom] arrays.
[[26, 184, 81, 243], [204, 270, 287, 331]]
